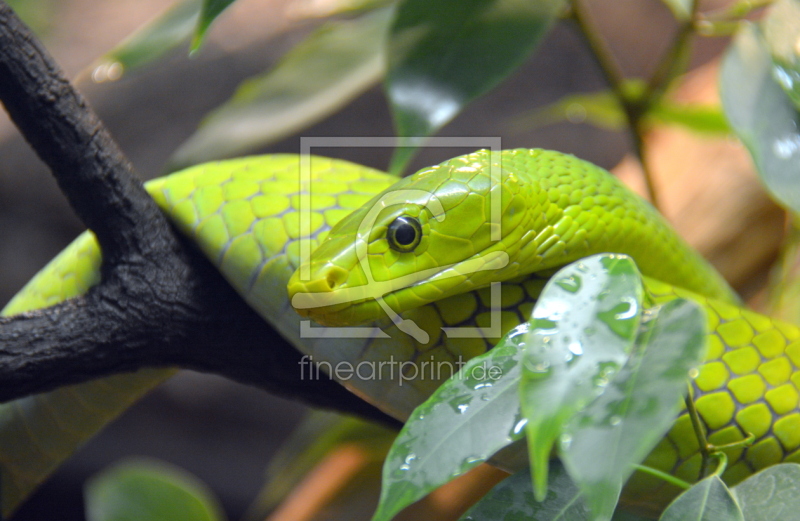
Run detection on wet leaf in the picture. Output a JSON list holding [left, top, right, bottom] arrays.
[[521, 254, 644, 500], [561, 298, 707, 521], [193, 0, 237, 50], [170, 9, 390, 169], [91, 0, 201, 80], [372, 329, 529, 521], [730, 464, 800, 521], [762, 0, 800, 110], [459, 463, 652, 521], [720, 23, 800, 213], [460, 464, 587, 521], [659, 476, 743, 521], [385, 0, 565, 172], [85, 459, 225, 521]]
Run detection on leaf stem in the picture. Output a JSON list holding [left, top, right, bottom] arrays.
[[712, 433, 756, 453], [684, 387, 712, 477], [709, 451, 728, 477], [632, 464, 693, 490], [644, 0, 700, 106]]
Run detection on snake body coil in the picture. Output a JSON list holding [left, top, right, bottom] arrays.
[[2, 149, 799, 514]]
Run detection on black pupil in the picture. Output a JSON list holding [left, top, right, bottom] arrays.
[[394, 221, 416, 245]]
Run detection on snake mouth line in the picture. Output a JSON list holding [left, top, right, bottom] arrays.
[[290, 250, 510, 326]]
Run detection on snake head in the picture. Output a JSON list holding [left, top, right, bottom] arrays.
[[287, 150, 546, 327]]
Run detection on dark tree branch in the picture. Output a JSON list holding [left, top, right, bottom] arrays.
[[0, 3, 163, 263], [0, 2, 397, 427]]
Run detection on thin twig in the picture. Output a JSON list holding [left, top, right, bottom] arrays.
[[570, 0, 660, 208], [645, 0, 701, 109], [684, 387, 712, 478]]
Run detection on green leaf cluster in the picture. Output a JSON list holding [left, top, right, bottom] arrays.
[[460, 462, 800, 521], [372, 254, 708, 521]]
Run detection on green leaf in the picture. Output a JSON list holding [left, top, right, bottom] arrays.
[[85, 459, 225, 521], [289, 0, 396, 18], [170, 8, 390, 169], [647, 103, 731, 135], [509, 89, 729, 136], [372, 330, 528, 521], [730, 464, 800, 520], [193, 0, 237, 51], [91, 0, 201, 80], [508, 90, 627, 132], [659, 0, 693, 21], [460, 464, 587, 521], [762, 0, 800, 110], [659, 476, 744, 521], [459, 463, 652, 521], [521, 254, 644, 500], [386, 0, 565, 172], [561, 298, 707, 521], [720, 23, 800, 213]]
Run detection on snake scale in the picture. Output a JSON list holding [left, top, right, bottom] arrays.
[[2, 148, 800, 515]]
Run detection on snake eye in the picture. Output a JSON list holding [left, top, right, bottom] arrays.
[[387, 216, 422, 253]]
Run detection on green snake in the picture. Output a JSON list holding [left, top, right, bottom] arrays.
[[2, 148, 799, 516]]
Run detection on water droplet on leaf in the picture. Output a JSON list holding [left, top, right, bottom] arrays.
[[556, 275, 582, 293]]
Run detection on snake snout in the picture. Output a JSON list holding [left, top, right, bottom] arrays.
[[287, 264, 353, 318]]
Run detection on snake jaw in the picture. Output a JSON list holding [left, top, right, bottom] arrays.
[[289, 248, 516, 327]]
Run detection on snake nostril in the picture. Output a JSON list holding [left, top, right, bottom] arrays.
[[324, 266, 348, 290]]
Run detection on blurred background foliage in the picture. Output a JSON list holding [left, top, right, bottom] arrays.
[[0, 0, 797, 519]]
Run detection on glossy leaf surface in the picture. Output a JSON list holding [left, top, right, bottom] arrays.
[[521, 254, 644, 500], [92, 0, 201, 79], [659, 476, 743, 521], [561, 298, 707, 521], [731, 464, 800, 521], [372, 330, 528, 521], [721, 23, 800, 213], [460, 464, 586, 521], [762, 0, 800, 110], [385, 0, 564, 172], [460, 463, 652, 521]]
